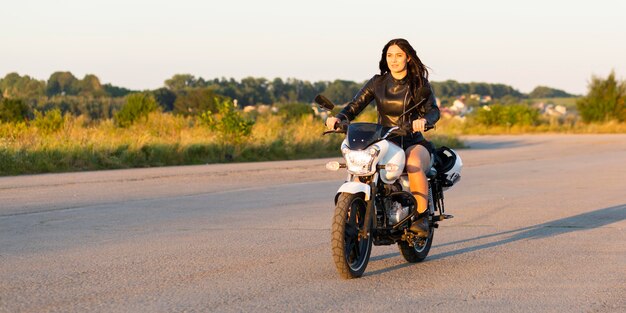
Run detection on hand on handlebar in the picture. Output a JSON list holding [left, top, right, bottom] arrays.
[[408, 118, 435, 133], [412, 118, 427, 133], [325, 117, 339, 130]]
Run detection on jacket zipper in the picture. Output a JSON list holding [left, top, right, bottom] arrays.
[[401, 88, 410, 149]]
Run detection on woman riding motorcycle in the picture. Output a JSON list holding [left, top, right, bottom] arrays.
[[325, 38, 440, 237]]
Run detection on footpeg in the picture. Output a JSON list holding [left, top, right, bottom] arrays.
[[434, 214, 454, 221]]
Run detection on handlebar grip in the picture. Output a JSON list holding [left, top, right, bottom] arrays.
[[336, 119, 349, 131], [322, 119, 348, 135], [402, 121, 435, 133]]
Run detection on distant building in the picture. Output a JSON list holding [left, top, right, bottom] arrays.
[[450, 96, 469, 116], [534, 102, 568, 117]]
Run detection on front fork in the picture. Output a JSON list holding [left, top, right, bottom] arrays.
[[358, 181, 376, 239]]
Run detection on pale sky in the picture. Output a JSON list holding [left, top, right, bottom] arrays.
[[1, 0, 625, 95]]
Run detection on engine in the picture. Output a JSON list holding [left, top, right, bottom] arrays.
[[379, 183, 414, 226], [387, 200, 410, 225]]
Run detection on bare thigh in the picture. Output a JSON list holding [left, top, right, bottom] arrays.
[[405, 144, 431, 174]]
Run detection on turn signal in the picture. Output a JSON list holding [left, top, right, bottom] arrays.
[[326, 161, 341, 171], [385, 163, 399, 172]]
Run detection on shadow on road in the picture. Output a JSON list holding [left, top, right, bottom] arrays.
[[365, 204, 625, 276]]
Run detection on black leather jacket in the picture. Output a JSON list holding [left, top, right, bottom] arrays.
[[336, 73, 440, 144]]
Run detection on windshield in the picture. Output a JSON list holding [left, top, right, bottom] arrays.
[[346, 123, 391, 150]]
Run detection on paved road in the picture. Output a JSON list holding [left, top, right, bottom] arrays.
[[1, 134, 625, 313]]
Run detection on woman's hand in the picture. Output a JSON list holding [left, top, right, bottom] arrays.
[[325, 117, 339, 130], [412, 118, 427, 133]]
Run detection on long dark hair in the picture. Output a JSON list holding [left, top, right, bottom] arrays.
[[379, 38, 429, 102]]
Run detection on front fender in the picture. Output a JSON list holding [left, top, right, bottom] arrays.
[[334, 182, 371, 204]]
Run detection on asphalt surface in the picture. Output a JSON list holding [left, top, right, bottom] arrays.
[[1, 134, 625, 313]]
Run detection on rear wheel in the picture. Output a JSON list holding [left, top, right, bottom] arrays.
[[331, 193, 373, 279], [398, 227, 434, 263]]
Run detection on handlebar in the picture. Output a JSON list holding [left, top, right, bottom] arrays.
[[393, 121, 435, 136], [322, 120, 435, 136], [323, 119, 348, 135]]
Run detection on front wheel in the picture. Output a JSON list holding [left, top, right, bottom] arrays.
[[331, 193, 373, 279], [398, 227, 434, 263]]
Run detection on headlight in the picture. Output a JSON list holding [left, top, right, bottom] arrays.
[[342, 146, 379, 175]]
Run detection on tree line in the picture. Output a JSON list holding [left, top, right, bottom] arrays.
[[0, 71, 576, 122]]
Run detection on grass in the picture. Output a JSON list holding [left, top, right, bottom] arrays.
[[0, 109, 467, 176], [436, 115, 626, 135], [0, 112, 346, 175], [2, 105, 623, 176]]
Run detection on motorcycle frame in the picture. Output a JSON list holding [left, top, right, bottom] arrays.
[[338, 167, 446, 246]]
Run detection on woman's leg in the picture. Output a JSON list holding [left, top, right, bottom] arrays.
[[405, 144, 431, 214]]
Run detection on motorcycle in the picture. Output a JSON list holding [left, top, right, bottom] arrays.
[[315, 94, 463, 279]]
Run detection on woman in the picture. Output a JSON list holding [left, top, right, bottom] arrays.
[[325, 38, 440, 237]]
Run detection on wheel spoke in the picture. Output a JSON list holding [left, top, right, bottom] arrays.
[[345, 239, 356, 262], [353, 237, 361, 258], [348, 204, 358, 225], [345, 222, 359, 239]]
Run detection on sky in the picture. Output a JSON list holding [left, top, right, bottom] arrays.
[[1, 0, 625, 95]]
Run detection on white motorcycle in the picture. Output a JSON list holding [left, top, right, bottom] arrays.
[[315, 95, 463, 279]]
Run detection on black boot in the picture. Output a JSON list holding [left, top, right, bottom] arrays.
[[409, 214, 430, 237]]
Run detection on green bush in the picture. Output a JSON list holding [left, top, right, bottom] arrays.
[[577, 71, 626, 122], [114, 93, 159, 127], [200, 98, 254, 145], [473, 104, 540, 126], [32, 109, 64, 133], [0, 98, 30, 123]]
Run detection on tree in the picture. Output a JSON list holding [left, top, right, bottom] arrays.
[[0, 73, 22, 98], [103, 83, 133, 97], [173, 88, 225, 115], [207, 77, 243, 103], [576, 71, 626, 122], [0, 98, 30, 123], [322, 79, 362, 105], [240, 77, 273, 106], [0, 72, 45, 98], [79, 74, 106, 97], [529, 86, 575, 98], [165, 74, 200, 91], [152, 87, 177, 111], [469, 82, 490, 96], [46, 71, 79, 96], [431, 80, 524, 99], [271, 77, 287, 103], [114, 93, 159, 127]]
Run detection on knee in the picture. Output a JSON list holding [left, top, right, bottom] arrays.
[[406, 164, 423, 173], [406, 152, 428, 174], [406, 156, 424, 173]]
